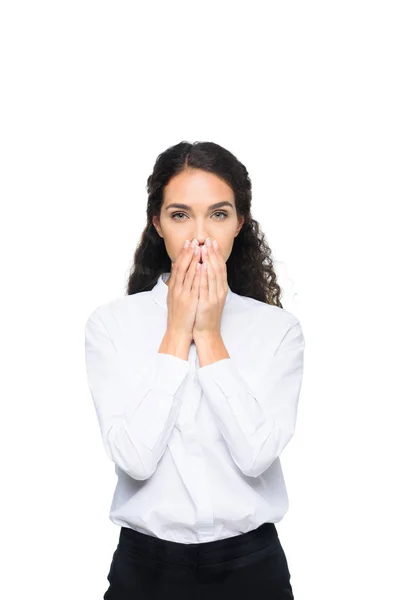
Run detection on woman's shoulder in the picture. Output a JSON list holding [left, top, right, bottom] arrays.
[[85, 290, 154, 331], [232, 292, 300, 329]]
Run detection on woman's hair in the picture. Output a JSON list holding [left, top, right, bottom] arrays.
[[125, 141, 283, 307]]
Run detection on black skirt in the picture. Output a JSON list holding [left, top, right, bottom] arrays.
[[103, 522, 294, 599]]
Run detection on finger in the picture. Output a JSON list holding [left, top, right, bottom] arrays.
[[170, 239, 196, 291], [183, 243, 201, 293], [192, 259, 201, 299], [200, 258, 208, 302], [203, 242, 218, 302], [209, 238, 228, 297]]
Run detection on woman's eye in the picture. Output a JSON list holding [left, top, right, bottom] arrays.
[[171, 212, 227, 221], [171, 212, 186, 220]]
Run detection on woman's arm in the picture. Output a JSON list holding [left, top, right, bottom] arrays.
[[84, 308, 191, 480], [196, 319, 305, 478]]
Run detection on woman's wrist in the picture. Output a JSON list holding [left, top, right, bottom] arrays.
[[159, 329, 192, 361]]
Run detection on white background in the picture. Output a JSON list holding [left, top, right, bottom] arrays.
[[1, 1, 399, 598]]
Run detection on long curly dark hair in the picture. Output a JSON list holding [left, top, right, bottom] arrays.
[[125, 141, 283, 307]]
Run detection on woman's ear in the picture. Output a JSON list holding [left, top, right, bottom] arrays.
[[152, 215, 163, 238], [235, 216, 245, 237]]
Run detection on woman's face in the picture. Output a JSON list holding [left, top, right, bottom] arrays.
[[152, 169, 244, 273]]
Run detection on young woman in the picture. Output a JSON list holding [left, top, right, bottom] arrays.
[[84, 140, 305, 599]]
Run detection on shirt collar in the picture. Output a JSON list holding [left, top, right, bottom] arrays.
[[151, 272, 233, 309]]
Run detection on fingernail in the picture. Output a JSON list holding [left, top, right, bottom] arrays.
[[191, 238, 198, 248], [206, 237, 212, 247], [184, 240, 190, 248], [212, 239, 218, 249]]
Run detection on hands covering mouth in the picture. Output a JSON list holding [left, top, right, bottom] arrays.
[[168, 236, 228, 340]]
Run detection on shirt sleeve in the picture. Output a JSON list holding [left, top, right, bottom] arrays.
[[84, 308, 190, 480], [196, 320, 305, 478]]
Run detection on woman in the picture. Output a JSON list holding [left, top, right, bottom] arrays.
[[84, 140, 305, 599]]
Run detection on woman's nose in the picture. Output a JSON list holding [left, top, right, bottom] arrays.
[[193, 237, 207, 247]]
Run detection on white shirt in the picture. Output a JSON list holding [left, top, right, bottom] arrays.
[[84, 272, 305, 543]]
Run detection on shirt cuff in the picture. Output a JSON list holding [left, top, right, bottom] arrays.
[[151, 352, 191, 396], [123, 352, 191, 451], [197, 358, 248, 406], [196, 357, 255, 426]]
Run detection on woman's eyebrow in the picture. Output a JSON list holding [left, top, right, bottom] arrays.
[[165, 201, 234, 211]]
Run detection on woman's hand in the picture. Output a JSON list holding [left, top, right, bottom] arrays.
[[193, 237, 228, 340], [166, 239, 202, 343]]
